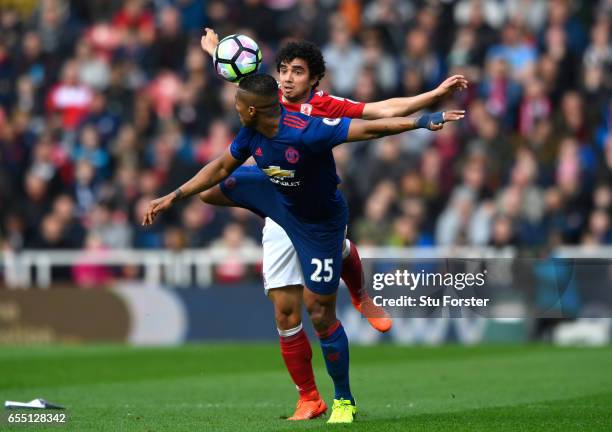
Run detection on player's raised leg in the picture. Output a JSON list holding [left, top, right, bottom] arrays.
[[198, 184, 237, 207], [200, 183, 392, 333], [303, 288, 356, 424], [341, 239, 392, 332]]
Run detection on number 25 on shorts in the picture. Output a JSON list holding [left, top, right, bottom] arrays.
[[311, 258, 333, 282]]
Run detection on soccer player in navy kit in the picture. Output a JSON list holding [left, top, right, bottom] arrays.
[[199, 33, 468, 422], [143, 74, 465, 423]]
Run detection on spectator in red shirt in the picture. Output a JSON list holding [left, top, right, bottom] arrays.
[[46, 60, 93, 130], [112, 0, 155, 45]]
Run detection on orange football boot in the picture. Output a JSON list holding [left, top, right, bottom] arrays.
[[352, 295, 393, 333], [287, 391, 327, 421]]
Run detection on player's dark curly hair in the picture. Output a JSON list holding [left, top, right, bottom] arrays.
[[275, 41, 326, 89]]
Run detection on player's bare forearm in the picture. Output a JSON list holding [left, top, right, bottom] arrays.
[[175, 160, 229, 199], [347, 117, 417, 141], [142, 150, 241, 226], [346, 110, 465, 142], [361, 75, 469, 119], [362, 92, 438, 119]]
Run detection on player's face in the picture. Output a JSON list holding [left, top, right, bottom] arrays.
[[235, 91, 255, 126], [278, 58, 317, 103]]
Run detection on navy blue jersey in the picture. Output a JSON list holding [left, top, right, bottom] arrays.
[[229, 106, 352, 222]]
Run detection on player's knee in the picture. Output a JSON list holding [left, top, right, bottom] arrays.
[[305, 301, 336, 332], [274, 306, 301, 330], [270, 287, 302, 330], [307, 310, 325, 331], [198, 189, 212, 204]]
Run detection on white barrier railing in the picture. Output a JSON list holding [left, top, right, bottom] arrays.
[[555, 246, 612, 259], [0, 248, 264, 289], [2, 246, 612, 289]]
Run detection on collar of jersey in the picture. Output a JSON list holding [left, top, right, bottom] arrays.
[[306, 90, 315, 103], [281, 90, 315, 105]]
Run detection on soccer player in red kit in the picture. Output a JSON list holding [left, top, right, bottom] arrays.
[[200, 29, 468, 420]]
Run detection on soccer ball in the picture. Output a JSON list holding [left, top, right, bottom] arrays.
[[213, 34, 262, 83]]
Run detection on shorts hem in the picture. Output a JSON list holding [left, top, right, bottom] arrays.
[[264, 279, 305, 291], [302, 283, 339, 296]]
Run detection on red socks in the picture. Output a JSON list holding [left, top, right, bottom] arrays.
[[341, 240, 367, 305], [279, 326, 318, 399]]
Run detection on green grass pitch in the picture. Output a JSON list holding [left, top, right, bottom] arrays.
[[1, 344, 611, 431]]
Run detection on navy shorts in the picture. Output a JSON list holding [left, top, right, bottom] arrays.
[[220, 166, 347, 295]]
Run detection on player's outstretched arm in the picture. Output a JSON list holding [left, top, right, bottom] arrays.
[[345, 110, 465, 142], [361, 75, 468, 120], [142, 149, 241, 226], [201, 27, 220, 57]]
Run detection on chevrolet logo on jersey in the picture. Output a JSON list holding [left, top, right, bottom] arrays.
[[262, 166, 301, 186], [263, 166, 295, 178]]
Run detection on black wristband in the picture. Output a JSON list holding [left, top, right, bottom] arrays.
[[172, 188, 184, 203]]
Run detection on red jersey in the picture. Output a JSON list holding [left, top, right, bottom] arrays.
[[279, 89, 365, 119]]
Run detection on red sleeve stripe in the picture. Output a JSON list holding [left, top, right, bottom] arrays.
[[284, 117, 307, 126], [284, 120, 307, 129], [283, 119, 306, 129], [283, 118, 308, 128], [284, 115, 308, 126]]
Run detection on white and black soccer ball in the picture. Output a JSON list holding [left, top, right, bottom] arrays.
[[213, 34, 262, 83]]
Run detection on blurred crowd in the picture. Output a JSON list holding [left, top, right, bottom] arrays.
[[0, 0, 611, 284]]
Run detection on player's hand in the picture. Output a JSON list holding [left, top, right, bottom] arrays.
[[442, 110, 466, 122], [201, 27, 219, 57], [142, 194, 175, 226], [425, 110, 466, 131], [435, 75, 469, 98]]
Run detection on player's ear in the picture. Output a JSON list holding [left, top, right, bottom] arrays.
[[248, 106, 256, 118]]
